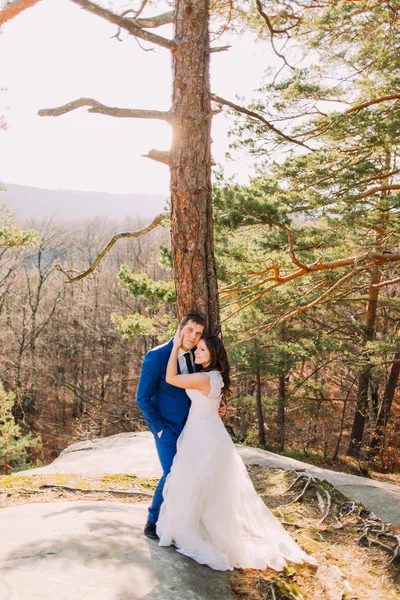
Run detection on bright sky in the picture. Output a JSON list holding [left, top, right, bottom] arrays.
[[0, 0, 273, 195]]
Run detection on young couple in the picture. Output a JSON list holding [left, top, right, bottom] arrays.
[[136, 313, 318, 572]]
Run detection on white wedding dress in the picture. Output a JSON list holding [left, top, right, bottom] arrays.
[[156, 370, 318, 571]]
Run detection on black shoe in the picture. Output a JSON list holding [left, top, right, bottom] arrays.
[[144, 520, 159, 540]]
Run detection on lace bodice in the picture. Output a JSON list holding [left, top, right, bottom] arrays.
[[204, 370, 224, 400], [185, 370, 223, 418]]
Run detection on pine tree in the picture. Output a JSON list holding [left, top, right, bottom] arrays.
[[0, 380, 42, 474], [0, 203, 40, 248]]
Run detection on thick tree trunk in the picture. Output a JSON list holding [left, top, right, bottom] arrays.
[[347, 268, 381, 457], [255, 367, 266, 446], [170, 0, 220, 334]]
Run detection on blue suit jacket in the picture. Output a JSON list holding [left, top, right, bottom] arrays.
[[136, 339, 192, 437]]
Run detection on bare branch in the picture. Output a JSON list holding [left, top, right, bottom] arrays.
[[143, 149, 171, 165], [0, 0, 41, 26], [346, 94, 400, 114], [70, 0, 176, 50], [126, 10, 174, 29], [255, 0, 296, 69], [55, 211, 171, 283], [210, 94, 310, 149], [372, 275, 400, 288], [209, 45, 231, 53], [38, 98, 173, 122], [127, 0, 148, 19], [255, 0, 300, 34]]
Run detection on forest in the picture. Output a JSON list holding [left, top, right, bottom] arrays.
[[0, 0, 399, 481]]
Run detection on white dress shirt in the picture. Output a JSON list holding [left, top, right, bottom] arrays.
[[178, 347, 195, 374]]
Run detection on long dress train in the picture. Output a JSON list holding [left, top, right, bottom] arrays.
[[156, 370, 318, 571]]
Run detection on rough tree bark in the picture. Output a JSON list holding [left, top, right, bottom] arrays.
[[170, 0, 220, 334]]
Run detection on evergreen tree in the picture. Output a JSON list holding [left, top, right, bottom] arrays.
[[0, 379, 42, 474]]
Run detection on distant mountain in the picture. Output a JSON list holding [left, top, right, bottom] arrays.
[[1, 183, 168, 221]]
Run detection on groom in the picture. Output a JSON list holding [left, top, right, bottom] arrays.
[[137, 313, 226, 540]]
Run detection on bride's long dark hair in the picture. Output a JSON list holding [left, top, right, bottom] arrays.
[[201, 336, 232, 399]]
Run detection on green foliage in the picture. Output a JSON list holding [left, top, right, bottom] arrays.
[[159, 245, 173, 269], [111, 312, 176, 343], [111, 312, 158, 338], [214, 181, 289, 229], [118, 265, 176, 303], [0, 203, 41, 248], [0, 380, 42, 474]]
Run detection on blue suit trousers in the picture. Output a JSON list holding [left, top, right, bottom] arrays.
[[148, 427, 179, 524]]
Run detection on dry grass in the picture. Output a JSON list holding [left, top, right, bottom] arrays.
[[0, 472, 158, 508], [231, 466, 400, 600]]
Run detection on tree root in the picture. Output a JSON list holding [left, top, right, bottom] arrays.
[[279, 470, 334, 523], [358, 520, 400, 564], [315, 484, 332, 525], [278, 470, 399, 564]]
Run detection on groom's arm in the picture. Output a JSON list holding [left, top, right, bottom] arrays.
[[136, 351, 164, 436]]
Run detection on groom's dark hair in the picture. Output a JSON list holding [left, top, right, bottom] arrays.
[[180, 313, 207, 331]]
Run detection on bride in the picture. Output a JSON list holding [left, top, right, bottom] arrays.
[[156, 328, 318, 572]]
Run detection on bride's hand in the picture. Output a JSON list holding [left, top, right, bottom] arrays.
[[218, 400, 227, 418], [173, 326, 183, 348]]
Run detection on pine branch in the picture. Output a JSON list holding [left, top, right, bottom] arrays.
[[220, 235, 400, 321], [265, 265, 372, 331], [340, 185, 400, 202], [346, 94, 400, 114], [210, 94, 311, 149]]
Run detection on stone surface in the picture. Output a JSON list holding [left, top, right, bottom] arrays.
[[0, 501, 234, 600], [18, 433, 162, 479], [4, 430, 400, 600], [18, 432, 400, 527]]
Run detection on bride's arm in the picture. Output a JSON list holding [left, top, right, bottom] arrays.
[[166, 328, 210, 394]]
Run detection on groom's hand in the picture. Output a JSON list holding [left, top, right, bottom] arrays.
[[218, 400, 227, 418]]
